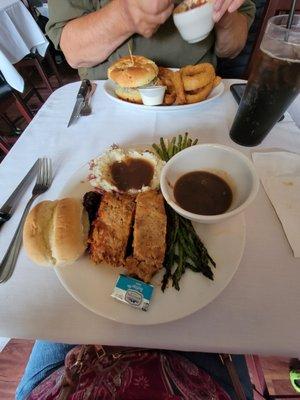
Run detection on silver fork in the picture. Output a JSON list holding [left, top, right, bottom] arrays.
[[0, 158, 53, 283]]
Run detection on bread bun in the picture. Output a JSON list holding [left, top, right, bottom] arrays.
[[115, 86, 143, 104], [23, 198, 89, 267], [108, 55, 158, 88]]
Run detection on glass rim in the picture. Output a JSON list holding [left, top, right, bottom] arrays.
[[268, 14, 300, 33]]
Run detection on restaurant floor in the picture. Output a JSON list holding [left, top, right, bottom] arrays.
[[0, 338, 298, 399]]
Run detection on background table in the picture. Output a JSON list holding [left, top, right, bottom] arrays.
[[0, 0, 48, 91], [0, 80, 299, 357]]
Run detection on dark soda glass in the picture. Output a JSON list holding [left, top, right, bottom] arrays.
[[230, 15, 300, 146]]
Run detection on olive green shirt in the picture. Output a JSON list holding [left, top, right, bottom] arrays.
[[46, 0, 256, 80]]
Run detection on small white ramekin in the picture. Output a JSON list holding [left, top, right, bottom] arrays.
[[138, 86, 166, 106]]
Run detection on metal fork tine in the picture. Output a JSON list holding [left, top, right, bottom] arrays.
[[47, 159, 52, 186], [45, 158, 48, 186], [41, 158, 46, 185], [44, 158, 48, 186], [43, 158, 48, 186], [38, 158, 44, 186], [36, 158, 43, 185]]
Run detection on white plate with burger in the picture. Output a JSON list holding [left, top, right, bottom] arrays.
[[104, 55, 224, 111]]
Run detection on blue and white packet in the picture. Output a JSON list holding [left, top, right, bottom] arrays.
[[111, 274, 154, 311]]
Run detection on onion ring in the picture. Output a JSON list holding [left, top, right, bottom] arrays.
[[158, 67, 173, 78], [160, 76, 173, 89], [158, 68, 177, 105], [186, 82, 214, 104], [171, 71, 186, 105], [213, 76, 222, 87], [163, 91, 177, 105], [182, 73, 213, 91], [181, 63, 215, 91], [181, 63, 215, 77]]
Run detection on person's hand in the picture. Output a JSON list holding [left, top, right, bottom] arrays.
[[121, 0, 174, 38], [213, 0, 244, 23]]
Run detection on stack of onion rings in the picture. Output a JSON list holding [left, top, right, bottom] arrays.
[[157, 63, 221, 106], [181, 63, 216, 104], [181, 63, 215, 91]]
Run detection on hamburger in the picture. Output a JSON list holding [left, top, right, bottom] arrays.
[[23, 198, 89, 267], [108, 55, 159, 104]]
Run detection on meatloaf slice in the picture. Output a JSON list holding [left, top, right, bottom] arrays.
[[90, 192, 135, 266], [125, 190, 167, 282]]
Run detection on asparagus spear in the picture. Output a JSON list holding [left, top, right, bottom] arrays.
[[160, 137, 169, 161], [182, 132, 188, 149], [152, 133, 215, 291]]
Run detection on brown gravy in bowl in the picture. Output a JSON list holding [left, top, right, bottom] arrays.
[[174, 171, 232, 215]]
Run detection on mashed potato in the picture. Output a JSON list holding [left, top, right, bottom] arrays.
[[88, 147, 165, 194]]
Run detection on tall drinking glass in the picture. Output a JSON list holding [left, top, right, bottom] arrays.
[[230, 15, 300, 146]]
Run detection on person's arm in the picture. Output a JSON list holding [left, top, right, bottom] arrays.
[[213, 0, 256, 59], [58, 0, 174, 69]]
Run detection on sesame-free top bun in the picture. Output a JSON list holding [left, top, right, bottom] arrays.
[[23, 198, 89, 267], [108, 55, 159, 88]]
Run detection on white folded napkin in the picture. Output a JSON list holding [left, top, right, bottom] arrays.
[[252, 152, 300, 257]]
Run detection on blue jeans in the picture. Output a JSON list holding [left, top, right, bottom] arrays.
[[16, 341, 253, 400]]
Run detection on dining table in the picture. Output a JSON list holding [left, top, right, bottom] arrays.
[[0, 0, 48, 91], [0, 79, 299, 357]]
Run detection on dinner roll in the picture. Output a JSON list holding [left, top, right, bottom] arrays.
[[23, 198, 89, 267]]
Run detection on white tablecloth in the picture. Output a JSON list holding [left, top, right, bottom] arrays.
[[0, 80, 299, 357], [0, 0, 48, 91]]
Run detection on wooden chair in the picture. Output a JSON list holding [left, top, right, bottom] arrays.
[[0, 136, 10, 155], [246, 0, 300, 77], [246, 355, 300, 399], [0, 73, 44, 154], [16, 54, 52, 93], [19, 0, 62, 90], [0, 78, 33, 124]]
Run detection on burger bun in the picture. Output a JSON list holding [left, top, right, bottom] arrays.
[[108, 55, 158, 88], [115, 86, 143, 104]]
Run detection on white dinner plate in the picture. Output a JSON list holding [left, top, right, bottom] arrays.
[[56, 162, 246, 325], [103, 80, 225, 112]]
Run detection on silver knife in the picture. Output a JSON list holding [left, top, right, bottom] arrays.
[[0, 159, 39, 229], [67, 80, 92, 127]]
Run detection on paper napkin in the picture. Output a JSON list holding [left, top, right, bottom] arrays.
[[252, 151, 300, 258]]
